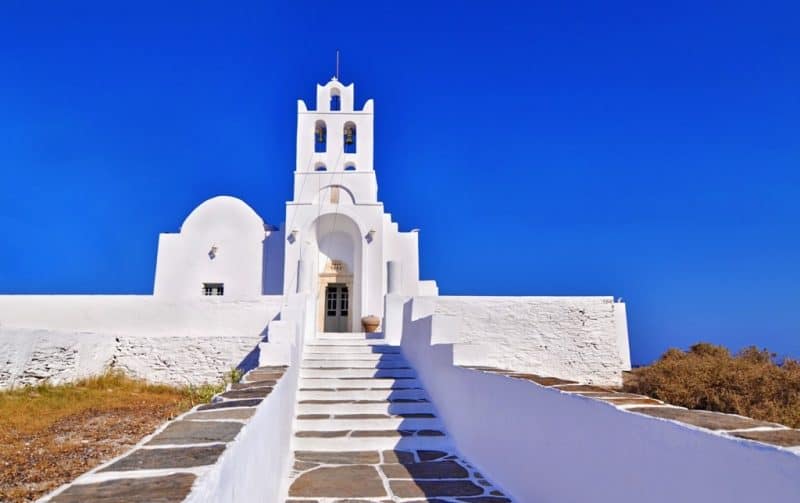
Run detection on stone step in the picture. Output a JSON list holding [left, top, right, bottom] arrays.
[[297, 401, 435, 416], [302, 352, 404, 361], [299, 377, 422, 389], [293, 432, 452, 452], [304, 344, 400, 354], [307, 339, 387, 347], [302, 360, 409, 369], [300, 368, 417, 379], [297, 388, 428, 401], [295, 416, 442, 431], [316, 332, 382, 340]]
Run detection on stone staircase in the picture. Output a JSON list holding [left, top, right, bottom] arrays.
[[287, 332, 512, 501]]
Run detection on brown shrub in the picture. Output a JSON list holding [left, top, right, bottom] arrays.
[[624, 343, 800, 428], [0, 371, 220, 502]]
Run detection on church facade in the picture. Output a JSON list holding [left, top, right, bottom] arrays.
[[154, 78, 437, 333]]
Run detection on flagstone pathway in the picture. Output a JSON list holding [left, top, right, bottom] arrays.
[[45, 366, 287, 503], [286, 333, 512, 502]]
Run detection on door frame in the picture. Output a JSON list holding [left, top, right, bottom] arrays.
[[317, 260, 353, 332]]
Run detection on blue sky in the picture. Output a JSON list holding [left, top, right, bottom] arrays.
[[0, 1, 798, 364]]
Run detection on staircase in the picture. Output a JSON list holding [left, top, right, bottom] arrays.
[[286, 332, 512, 501]]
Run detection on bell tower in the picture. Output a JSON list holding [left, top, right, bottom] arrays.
[[284, 77, 428, 334], [294, 78, 377, 204]]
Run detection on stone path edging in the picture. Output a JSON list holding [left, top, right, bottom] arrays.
[[462, 365, 800, 455], [39, 365, 288, 503]]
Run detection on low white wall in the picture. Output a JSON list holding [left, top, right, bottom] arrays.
[[397, 297, 800, 502], [0, 295, 283, 388], [432, 295, 629, 385], [186, 293, 311, 503]]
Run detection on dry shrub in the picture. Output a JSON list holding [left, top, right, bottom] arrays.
[[0, 371, 218, 502], [624, 343, 800, 428]]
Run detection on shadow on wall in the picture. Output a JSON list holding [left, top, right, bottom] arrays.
[[235, 312, 282, 373], [262, 228, 285, 295], [288, 338, 511, 500]]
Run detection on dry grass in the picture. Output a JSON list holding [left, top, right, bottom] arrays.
[[624, 343, 800, 428], [0, 371, 225, 502]]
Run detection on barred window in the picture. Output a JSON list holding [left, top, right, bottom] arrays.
[[202, 283, 224, 296]]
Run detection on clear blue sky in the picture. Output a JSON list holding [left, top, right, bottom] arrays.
[[1, 2, 798, 364]]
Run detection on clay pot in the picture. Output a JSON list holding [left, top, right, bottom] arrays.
[[361, 315, 381, 333]]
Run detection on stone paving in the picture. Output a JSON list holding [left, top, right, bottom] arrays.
[[286, 333, 512, 502], [44, 365, 288, 503], [464, 365, 800, 452]]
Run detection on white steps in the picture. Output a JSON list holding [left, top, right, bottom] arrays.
[[302, 359, 410, 369], [303, 352, 402, 361], [293, 435, 452, 452], [300, 377, 421, 389], [295, 416, 442, 431], [300, 368, 417, 378], [297, 400, 435, 416], [297, 388, 427, 401], [305, 345, 400, 354], [291, 332, 450, 453]]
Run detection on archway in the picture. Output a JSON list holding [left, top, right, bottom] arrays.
[[308, 213, 362, 333]]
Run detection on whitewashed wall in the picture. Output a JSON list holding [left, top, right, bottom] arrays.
[[154, 196, 283, 299], [0, 295, 282, 388], [397, 297, 800, 503], [187, 293, 312, 503], [430, 296, 629, 385]]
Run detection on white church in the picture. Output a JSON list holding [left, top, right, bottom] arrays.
[[153, 77, 437, 334], [6, 78, 798, 503]]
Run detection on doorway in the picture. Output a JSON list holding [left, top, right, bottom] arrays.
[[324, 283, 349, 332]]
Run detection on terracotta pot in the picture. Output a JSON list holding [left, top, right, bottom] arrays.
[[361, 315, 381, 333]]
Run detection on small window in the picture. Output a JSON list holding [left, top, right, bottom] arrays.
[[314, 120, 326, 153], [344, 164, 356, 171], [330, 93, 341, 111], [314, 163, 327, 172], [203, 283, 224, 296], [343, 122, 356, 154]]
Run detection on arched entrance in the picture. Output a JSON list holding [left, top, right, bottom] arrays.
[[308, 213, 362, 333]]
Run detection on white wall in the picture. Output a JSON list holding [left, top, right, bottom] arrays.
[[0, 295, 282, 388], [187, 294, 311, 503], [154, 196, 278, 300], [431, 295, 629, 385], [397, 297, 800, 503]]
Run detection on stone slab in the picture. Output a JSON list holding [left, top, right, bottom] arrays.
[[50, 473, 196, 503], [417, 450, 449, 462], [597, 396, 663, 406], [230, 380, 276, 390], [197, 398, 262, 410], [184, 408, 256, 421], [220, 387, 273, 399], [147, 420, 243, 445], [556, 384, 612, 393], [296, 430, 349, 438], [295, 451, 381, 464], [509, 374, 577, 386], [381, 461, 469, 479], [100, 445, 225, 471], [389, 479, 484, 498], [289, 465, 386, 498], [732, 429, 800, 447], [382, 450, 416, 464], [628, 407, 779, 430]]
